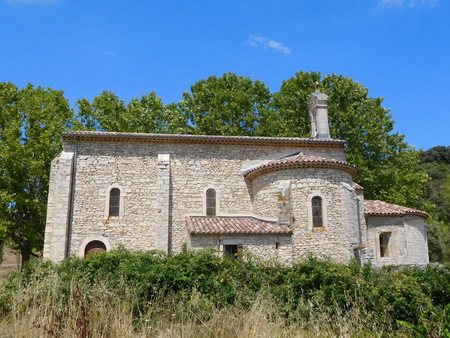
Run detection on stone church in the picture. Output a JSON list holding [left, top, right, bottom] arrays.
[[43, 90, 429, 267]]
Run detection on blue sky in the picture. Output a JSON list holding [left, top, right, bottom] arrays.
[[1, 0, 448, 150]]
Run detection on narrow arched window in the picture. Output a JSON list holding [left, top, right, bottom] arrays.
[[109, 188, 120, 217], [206, 188, 216, 217], [379, 232, 391, 257], [312, 196, 323, 227]]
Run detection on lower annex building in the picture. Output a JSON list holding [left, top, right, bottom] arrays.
[[43, 91, 429, 267]]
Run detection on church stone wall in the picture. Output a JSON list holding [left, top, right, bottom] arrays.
[[46, 135, 428, 268], [289, 169, 356, 263], [43, 151, 74, 262], [251, 168, 357, 263], [190, 234, 293, 264], [45, 136, 429, 267], [53, 138, 348, 260], [366, 215, 429, 267], [69, 141, 158, 256]]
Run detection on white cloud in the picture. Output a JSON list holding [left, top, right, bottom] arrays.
[[248, 34, 292, 55], [379, 0, 438, 8], [102, 51, 120, 58]]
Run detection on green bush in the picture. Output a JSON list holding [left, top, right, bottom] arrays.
[[1, 248, 448, 336]]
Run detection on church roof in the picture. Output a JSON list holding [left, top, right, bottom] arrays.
[[62, 131, 346, 148], [364, 200, 428, 219], [187, 216, 292, 235], [244, 153, 358, 179]]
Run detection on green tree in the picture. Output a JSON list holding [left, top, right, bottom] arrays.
[[417, 146, 450, 262], [258, 71, 428, 208], [256, 71, 320, 137], [76, 91, 187, 133], [420, 146, 450, 164], [425, 215, 450, 263], [441, 176, 450, 261], [179, 73, 271, 136], [0, 83, 73, 264], [418, 162, 450, 223]]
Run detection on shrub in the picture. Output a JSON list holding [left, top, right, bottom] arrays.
[[0, 249, 448, 336]]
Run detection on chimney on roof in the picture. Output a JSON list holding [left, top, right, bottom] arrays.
[[308, 84, 330, 139]]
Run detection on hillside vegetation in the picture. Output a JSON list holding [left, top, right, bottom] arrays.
[[0, 249, 448, 337], [418, 146, 450, 263]]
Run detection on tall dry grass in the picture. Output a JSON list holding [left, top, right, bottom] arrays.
[[0, 269, 396, 338], [1, 252, 448, 337]]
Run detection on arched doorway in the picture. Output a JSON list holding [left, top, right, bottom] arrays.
[[84, 240, 107, 257]]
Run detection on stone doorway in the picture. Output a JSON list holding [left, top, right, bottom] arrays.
[[84, 240, 107, 257]]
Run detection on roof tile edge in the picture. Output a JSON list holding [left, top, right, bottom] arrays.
[[63, 131, 347, 148], [364, 200, 429, 219], [244, 160, 358, 180]]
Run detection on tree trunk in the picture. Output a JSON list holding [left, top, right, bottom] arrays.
[[20, 240, 32, 267]]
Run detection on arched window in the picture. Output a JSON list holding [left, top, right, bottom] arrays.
[[84, 240, 107, 257], [312, 196, 323, 227], [206, 188, 216, 217], [109, 188, 120, 217]]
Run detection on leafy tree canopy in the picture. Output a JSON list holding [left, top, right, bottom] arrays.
[[417, 147, 450, 223], [76, 91, 186, 134], [417, 146, 450, 263], [0, 82, 73, 264], [420, 146, 450, 164], [179, 73, 271, 136]]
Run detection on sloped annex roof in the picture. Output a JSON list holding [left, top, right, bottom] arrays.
[[62, 131, 346, 148], [244, 153, 358, 180], [187, 216, 292, 235], [364, 200, 428, 219]]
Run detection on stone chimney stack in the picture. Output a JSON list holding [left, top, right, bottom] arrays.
[[308, 87, 330, 139]]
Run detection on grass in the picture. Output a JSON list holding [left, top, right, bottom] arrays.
[[0, 276, 390, 337], [0, 250, 448, 337]]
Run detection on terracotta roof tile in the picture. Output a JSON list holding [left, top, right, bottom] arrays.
[[62, 131, 346, 148], [188, 216, 292, 235], [364, 200, 428, 219], [244, 153, 358, 179]]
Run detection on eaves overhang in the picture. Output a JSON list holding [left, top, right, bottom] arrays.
[[63, 131, 347, 148], [364, 200, 429, 219], [187, 216, 292, 235], [244, 154, 358, 180]]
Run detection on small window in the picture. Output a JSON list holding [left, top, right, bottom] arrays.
[[224, 243, 243, 259], [224, 244, 238, 257], [312, 196, 323, 227], [84, 240, 107, 257], [379, 232, 391, 257], [109, 188, 120, 217], [206, 188, 216, 217]]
